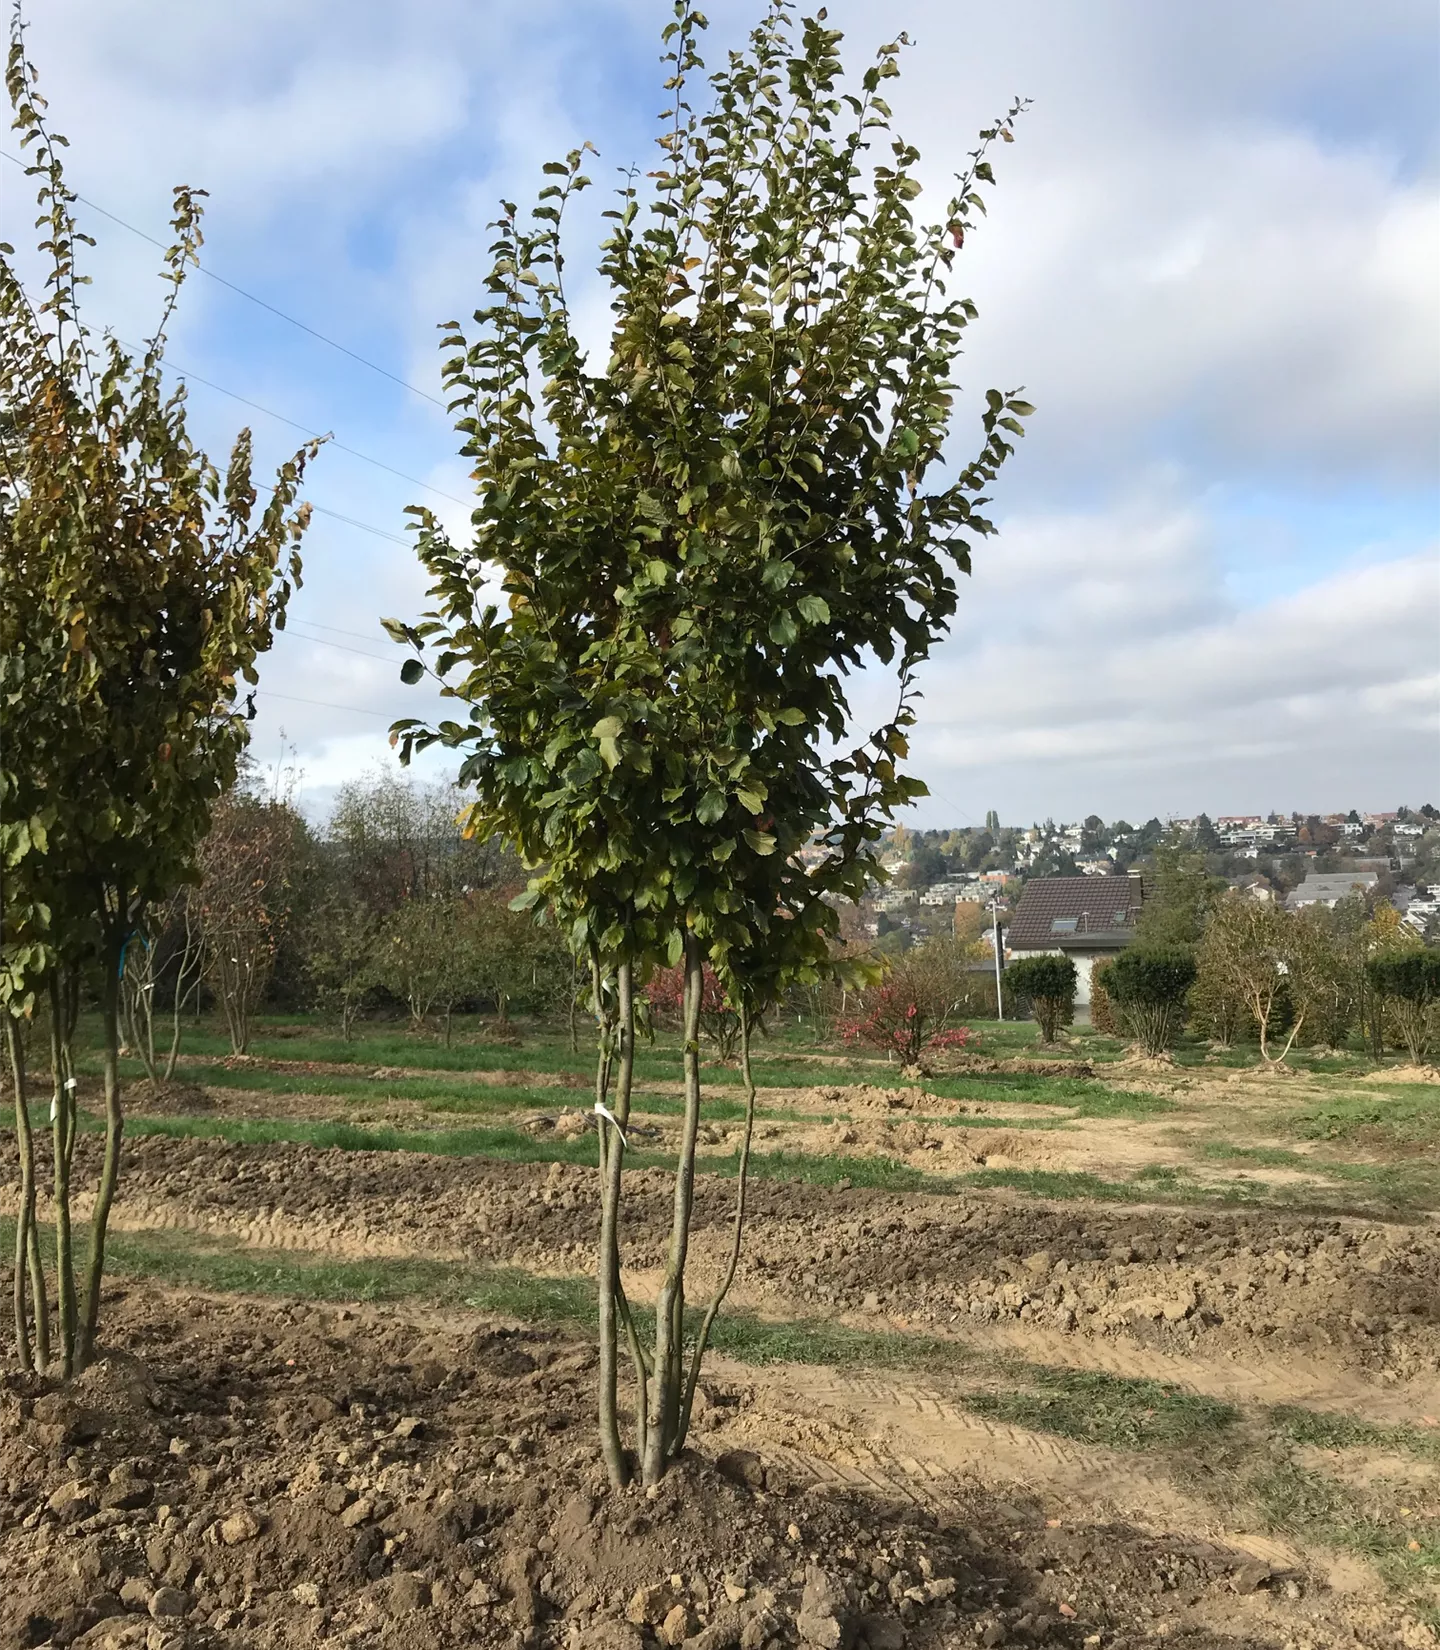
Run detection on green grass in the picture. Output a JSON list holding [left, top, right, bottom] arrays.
[[1248, 1458, 1440, 1594], [1269, 1404, 1440, 1465], [968, 1366, 1239, 1450], [923, 1074, 1175, 1119], [1291, 1092, 1440, 1150]]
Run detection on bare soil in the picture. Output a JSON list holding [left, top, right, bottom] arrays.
[[0, 1289, 1423, 1650], [33, 1134, 1440, 1395]]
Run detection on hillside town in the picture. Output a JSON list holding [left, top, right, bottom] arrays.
[[834, 807, 1440, 980]]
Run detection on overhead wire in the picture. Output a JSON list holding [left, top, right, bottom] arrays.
[[0, 146, 447, 409]]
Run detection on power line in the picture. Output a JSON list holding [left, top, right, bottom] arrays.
[[0, 146, 447, 409], [284, 624, 395, 665], [133, 343, 468, 506], [254, 689, 389, 718], [295, 616, 405, 645]]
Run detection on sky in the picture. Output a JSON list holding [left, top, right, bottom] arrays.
[[5, 0, 1438, 829]]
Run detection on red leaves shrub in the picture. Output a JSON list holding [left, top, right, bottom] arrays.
[[648, 962, 742, 1061], [836, 940, 977, 1066]]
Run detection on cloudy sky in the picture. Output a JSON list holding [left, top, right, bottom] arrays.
[[7, 0, 1438, 827]]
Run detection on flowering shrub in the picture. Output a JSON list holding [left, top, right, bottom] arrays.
[[836, 940, 978, 1066]]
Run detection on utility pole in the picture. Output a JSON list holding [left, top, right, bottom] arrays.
[[990, 896, 1004, 1020]]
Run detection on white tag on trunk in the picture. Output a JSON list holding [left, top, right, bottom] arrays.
[[593, 1100, 627, 1147]]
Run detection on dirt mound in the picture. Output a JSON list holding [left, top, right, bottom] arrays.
[[125, 1079, 215, 1116], [1360, 1065, 1440, 1085], [804, 1085, 923, 1115], [0, 1292, 1328, 1650]]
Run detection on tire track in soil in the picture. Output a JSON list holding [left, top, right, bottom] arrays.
[[711, 1358, 1308, 1571]]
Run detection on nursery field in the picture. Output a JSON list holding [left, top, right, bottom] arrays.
[[3, 1015, 1439, 1650]]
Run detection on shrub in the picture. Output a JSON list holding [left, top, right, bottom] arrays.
[[1089, 958, 1123, 1037], [1367, 951, 1440, 1065], [1003, 954, 1077, 1042], [1105, 946, 1197, 1056], [838, 939, 977, 1068]]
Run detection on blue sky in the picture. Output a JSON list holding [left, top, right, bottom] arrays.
[[6, 0, 1438, 825]]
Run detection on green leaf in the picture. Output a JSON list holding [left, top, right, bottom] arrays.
[[735, 789, 764, 815], [768, 610, 798, 647], [775, 707, 807, 726], [761, 560, 793, 590], [696, 789, 726, 825], [797, 595, 830, 625], [593, 715, 624, 739], [744, 830, 778, 856], [598, 736, 621, 770], [399, 659, 425, 685]]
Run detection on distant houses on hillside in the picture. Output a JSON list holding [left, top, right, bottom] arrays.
[[1005, 875, 1144, 1008]]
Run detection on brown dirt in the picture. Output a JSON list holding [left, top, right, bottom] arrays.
[[0, 1289, 1424, 1650], [18, 1135, 1440, 1396]]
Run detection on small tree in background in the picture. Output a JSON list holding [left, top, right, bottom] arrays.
[[1105, 946, 1196, 1056], [197, 792, 302, 1055], [649, 961, 744, 1061], [1088, 957, 1123, 1037], [1003, 953, 1076, 1043], [838, 938, 977, 1068], [305, 891, 379, 1041], [1367, 951, 1440, 1065]]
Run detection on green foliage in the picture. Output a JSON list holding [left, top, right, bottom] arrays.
[[388, 3, 1030, 1007], [0, 17, 316, 1374], [1367, 950, 1440, 1064], [1105, 945, 1196, 1055], [1134, 843, 1222, 950], [1002, 954, 1076, 1041]]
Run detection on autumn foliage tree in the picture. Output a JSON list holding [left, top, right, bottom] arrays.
[[0, 20, 315, 1374], [837, 938, 977, 1067], [389, 1, 1029, 1483]]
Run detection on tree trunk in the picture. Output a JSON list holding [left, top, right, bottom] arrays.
[[49, 975, 78, 1374], [596, 960, 635, 1487], [6, 1019, 46, 1374], [79, 945, 126, 1368], [643, 933, 704, 1486], [677, 998, 758, 1452]]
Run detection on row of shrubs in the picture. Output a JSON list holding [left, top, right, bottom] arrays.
[[1007, 947, 1440, 1064]]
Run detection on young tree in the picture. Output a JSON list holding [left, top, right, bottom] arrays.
[[1002, 954, 1076, 1043], [0, 24, 316, 1373], [389, 2, 1029, 1484], [305, 890, 379, 1041], [1367, 951, 1440, 1065], [198, 792, 301, 1055], [1104, 946, 1196, 1056]]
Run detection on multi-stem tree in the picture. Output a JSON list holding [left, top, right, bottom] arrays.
[[389, 1, 1029, 1483], [197, 790, 301, 1055], [0, 18, 315, 1374]]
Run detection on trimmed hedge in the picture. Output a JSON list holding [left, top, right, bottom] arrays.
[[1105, 945, 1197, 1056], [1004, 953, 1077, 1043]]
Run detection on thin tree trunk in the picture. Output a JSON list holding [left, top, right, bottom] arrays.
[[49, 976, 78, 1373], [643, 934, 704, 1485], [677, 998, 758, 1451], [79, 947, 125, 1368], [7, 1019, 45, 1374], [596, 960, 634, 1487], [568, 956, 580, 1055]]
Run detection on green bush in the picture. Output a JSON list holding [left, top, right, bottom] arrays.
[[1367, 950, 1440, 1064], [1105, 946, 1197, 1056], [1004, 954, 1077, 1042]]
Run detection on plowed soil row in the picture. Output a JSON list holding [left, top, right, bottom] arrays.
[[36, 1133, 1440, 1402]]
